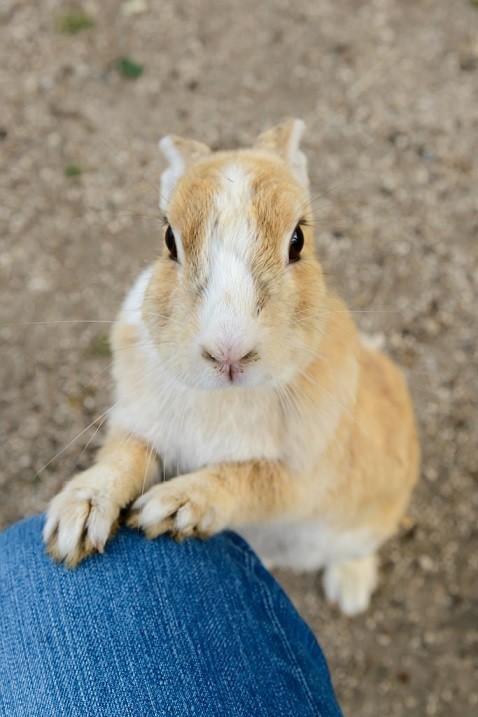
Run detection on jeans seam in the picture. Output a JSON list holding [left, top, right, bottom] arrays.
[[232, 541, 320, 715]]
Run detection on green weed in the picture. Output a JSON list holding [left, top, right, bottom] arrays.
[[116, 56, 144, 79], [55, 10, 95, 35]]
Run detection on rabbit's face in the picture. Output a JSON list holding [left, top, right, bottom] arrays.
[[144, 150, 328, 391]]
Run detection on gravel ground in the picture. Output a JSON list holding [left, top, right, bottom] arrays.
[[1, 1, 477, 714]]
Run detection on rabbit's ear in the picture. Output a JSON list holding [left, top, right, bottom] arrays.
[[159, 135, 211, 209], [254, 119, 308, 189]]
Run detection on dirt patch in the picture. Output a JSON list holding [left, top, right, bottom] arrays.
[[1, 1, 477, 714]]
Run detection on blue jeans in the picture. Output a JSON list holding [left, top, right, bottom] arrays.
[[1, 516, 343, 716]]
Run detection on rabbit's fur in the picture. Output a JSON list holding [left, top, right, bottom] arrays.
[[44, 121, 419, 615]]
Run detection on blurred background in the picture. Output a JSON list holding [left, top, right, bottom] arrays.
[[1, 1, 477, 714]]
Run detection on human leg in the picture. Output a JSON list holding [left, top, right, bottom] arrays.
[[1, 515, 343, 717]]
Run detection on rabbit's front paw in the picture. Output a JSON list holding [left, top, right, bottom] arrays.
[[128, 473, 228, 541], [43, 468, 121, 567]]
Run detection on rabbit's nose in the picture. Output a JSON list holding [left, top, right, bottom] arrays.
[[201, 344, 259, 383], [201, 346, 258, 366]]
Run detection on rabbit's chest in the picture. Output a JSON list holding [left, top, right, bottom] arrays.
[[127, 379, 284, 476], [180, 399, 279, 473]]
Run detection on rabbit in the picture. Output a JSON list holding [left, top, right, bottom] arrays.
[[43, 119, 419, 615]]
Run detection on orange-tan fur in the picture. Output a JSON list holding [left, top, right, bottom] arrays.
[[44, 120, 419, 615]]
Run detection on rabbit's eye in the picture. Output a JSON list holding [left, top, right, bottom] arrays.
[[289, 225, 304, 263], [165, 225, 178, 261]]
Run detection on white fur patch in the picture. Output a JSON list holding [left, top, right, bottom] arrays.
[[238, 519, 378, 572], [121, 266, 153, 322], [198, 246, 258, 360], [197, 165, 258, 363]]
